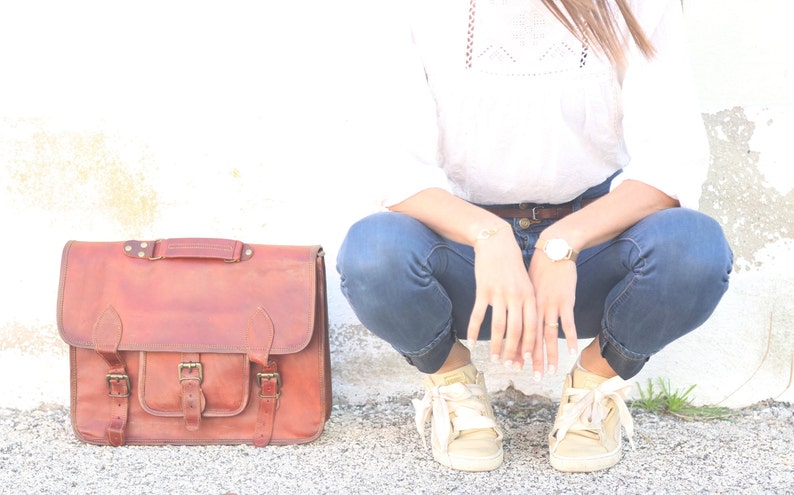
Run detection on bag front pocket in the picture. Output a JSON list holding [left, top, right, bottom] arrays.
[[138, 352, 251, 419]]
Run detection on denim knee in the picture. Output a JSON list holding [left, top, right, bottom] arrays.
[[337, 212, 411, 289], [655, 209, 732, 286], [598, 208, 733, 379], [336, 212, 464, 372]]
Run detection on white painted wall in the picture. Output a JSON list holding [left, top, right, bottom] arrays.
[[0, 0, 791, 410]]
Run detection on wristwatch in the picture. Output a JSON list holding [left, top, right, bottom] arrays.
[[536, 238, 578, 262]]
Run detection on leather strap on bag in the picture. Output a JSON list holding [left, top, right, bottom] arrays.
[[179, 353, 206, 431], [246, 308, 278, 447], [122, 238, 254, 262], [254, 361, 280, 447], [92, 306, 129, 447]]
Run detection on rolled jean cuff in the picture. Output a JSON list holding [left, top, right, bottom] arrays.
[[400, 327, 457, 374], [599, 331, 650, 380]]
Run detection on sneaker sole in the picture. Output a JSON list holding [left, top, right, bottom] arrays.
[[434, 449, 504, 472], [549, 449, 621, 473]]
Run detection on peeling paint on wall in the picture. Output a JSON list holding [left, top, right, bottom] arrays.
[[4, 119, 159, 234], [700, 107, 794, 271], [0, 322, 65, 355]]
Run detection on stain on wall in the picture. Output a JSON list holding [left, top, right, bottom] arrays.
[[0, 322, 65, 355], [4, 120, 159, 234], [700, 107, 794, 271]]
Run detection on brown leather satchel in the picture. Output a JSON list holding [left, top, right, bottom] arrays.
[[57, 238, 331, 447]]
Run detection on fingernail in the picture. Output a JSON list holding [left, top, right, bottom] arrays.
[[513, 362, 523, 371], [467, 339, 476, 348], [491, 354, 500, 363], [504, 360, 513, 369], [547, 365, 557, 375], [569, 348, 578, 356], [523, 352, 532, 361], [533, 371, 542, 382]]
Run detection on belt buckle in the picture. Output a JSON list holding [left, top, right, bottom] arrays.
[[178, 362, 204, 383], [257, 372, 282, 399], [106, 373, 131, 398], [531, 206, 544, 221]]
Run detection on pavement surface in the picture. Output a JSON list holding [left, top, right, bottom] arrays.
[[1, 387, 792, 495]]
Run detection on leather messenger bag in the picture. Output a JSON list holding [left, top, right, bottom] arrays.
[[57, 238, 331, 446]]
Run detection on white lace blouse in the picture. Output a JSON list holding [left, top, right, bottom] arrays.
[[373, 0, 709, 210]]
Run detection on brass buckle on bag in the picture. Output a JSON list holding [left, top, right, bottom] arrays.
[[105, 373, 131, 398], [178, 362, 204, 383], [257, 372, 282, 399]]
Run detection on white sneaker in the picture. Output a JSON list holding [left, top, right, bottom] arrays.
[[413, 363, 503, 472], [549, 366, 635, 472]]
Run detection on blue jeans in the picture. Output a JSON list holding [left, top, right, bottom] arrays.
[[336, 180, 733, 379]]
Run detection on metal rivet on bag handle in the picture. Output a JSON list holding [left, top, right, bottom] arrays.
[[140, 242, 148, 248], [138, 252, 145, 258], [245, 249, 253, 256], [124, 245, 132, 252]]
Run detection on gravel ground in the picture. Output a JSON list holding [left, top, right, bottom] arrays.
[[1, 388, 791, 495]]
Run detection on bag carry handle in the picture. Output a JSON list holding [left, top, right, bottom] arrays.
[[123, 238, 254, 262]]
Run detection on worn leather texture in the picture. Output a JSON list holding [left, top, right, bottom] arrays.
[[57, 239, 331, 446]]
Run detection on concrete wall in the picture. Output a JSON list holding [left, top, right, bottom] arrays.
[[1, 0, 791, 410]]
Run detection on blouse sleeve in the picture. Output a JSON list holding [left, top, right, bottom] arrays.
[[613, 0, 710, 210], [366, 21, 451, 209]]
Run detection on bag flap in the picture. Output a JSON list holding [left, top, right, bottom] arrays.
[[57, 240, 323, 355]]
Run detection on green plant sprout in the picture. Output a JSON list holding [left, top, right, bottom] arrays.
[[632, 378, 734, 421]]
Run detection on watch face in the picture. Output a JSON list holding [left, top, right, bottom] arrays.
[[544, 239, 569, 261]]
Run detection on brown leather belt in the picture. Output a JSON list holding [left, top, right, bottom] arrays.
[[480, 198, 596, 223]]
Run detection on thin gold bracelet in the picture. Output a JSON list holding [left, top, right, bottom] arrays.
[[475, 225, 506, 241]]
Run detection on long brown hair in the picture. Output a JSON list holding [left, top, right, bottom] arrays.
[[539, 0, 655, 68]]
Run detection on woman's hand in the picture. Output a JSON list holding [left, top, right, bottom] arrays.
[[466, 227, 537, 370], [528, 251, 579, 377]]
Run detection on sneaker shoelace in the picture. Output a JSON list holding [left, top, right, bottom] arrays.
[[412, 381, 500, 454], [550, 376, 635, 453]]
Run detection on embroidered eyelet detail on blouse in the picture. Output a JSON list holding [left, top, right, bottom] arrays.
[[580, 45, 589, 68], [465, 0, 477, 69], [464, 0, 592, 76]]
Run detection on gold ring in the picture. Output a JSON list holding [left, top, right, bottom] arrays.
[[546, 322, 559, 328]]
